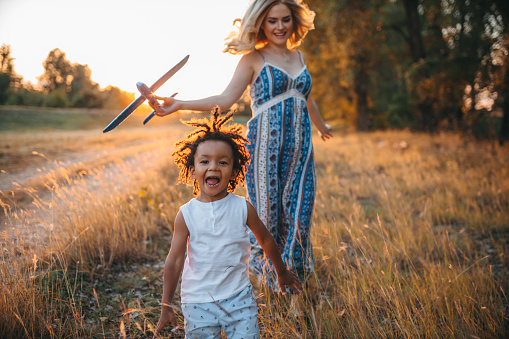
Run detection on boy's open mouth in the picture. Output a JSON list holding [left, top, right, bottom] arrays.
[[205, 177, 220, 187]]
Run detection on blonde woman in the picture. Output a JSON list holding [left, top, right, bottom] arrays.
[[151, 0, 332, 291]]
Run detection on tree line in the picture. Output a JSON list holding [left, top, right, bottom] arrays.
[[301, 0, 509, 143], [0, 45, 133, 110], [2, 0, 509, 143]]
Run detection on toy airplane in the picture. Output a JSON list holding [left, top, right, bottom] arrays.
[[103, 55, 189, 133]]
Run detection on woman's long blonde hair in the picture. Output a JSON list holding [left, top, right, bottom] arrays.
[[223, 0, 315, 55]]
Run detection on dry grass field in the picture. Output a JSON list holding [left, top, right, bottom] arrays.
[[0, 112, 508, 338]]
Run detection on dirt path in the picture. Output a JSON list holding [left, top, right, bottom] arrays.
[[0, 127, 182, 245], [0, 139, 163, 193]]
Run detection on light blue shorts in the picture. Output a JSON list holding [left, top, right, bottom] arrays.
[[182, 284, 260, 339]]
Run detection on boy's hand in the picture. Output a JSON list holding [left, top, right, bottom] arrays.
[[277, 269, 303, 295], [153, 303, 179, 337]]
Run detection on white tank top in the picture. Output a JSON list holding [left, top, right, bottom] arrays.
[[179, 193, 251, 303]]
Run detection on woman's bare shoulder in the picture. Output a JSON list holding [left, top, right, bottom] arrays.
[[240, 50, 264, 65], [238, 50, 265, 81]]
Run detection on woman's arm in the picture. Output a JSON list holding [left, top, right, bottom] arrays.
[[307, 93, 333, 141], [154, 211, 189, 336], [152, 53, 258, 116], [299, 52, 332, 141], [246, 201, 302, 294]]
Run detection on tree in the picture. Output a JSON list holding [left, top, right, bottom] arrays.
[[70, 63, 103, 108], [302, 0, 356, 126], [0, 44, 15, 75], [71, 64, 96, 93], [303, 0, 403, 131], [37, 49, 108, 108], [38, 48, 73, 94], [101, 86, 134, 110], [402, 0, 435, 131], [387, 0, 504, 136], [0, 44, 22, 104], [493, 0, 509, 144], [303, 0, 507, 138]]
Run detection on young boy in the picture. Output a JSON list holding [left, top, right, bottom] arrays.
[[154, 108, 302, 338]]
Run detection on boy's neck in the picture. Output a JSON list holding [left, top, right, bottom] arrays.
[[195, 192, 230, 203]]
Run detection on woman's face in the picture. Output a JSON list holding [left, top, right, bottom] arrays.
[[261, 3, 293, 47]]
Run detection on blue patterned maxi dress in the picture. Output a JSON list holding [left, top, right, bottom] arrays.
[[246, 52, 316, 289]]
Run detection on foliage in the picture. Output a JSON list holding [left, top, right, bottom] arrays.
[[101, 85, 135, 110], [301, 0, 508, 138], [38, 48, 73, 94], [0, 73, 10, 104], [0, 44, 23, 104], [0, 46, 134, 110], [3, 0, 509, 137]]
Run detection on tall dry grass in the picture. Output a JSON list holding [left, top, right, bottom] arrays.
[[0, 129, 507, 338], [0, 127, 186, 337], [256, 131, 508, 338]]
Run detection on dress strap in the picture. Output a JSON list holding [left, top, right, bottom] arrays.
[[257, 49, 266, 62], [297, 50, 305, 67]]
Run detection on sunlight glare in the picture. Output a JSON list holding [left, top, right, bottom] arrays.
[[0, 0, 251, 98]]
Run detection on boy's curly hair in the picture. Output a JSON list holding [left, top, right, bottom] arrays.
[[172, 107, 250, 195]]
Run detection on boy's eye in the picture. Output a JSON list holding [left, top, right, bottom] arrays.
[[219, 161, 228, 165], [200, 160, 208, 164]]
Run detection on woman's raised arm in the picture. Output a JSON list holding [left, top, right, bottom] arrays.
[[151, 53, 258, 116]]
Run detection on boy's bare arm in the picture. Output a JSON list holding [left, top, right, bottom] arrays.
[[246, 201, 302, 294], [154, 211, 189, 337]]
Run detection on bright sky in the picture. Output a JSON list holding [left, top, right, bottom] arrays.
[[0, 0, 251, 99]]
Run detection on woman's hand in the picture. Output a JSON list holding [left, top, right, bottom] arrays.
[[318, 123, 333, 141], [277, 269, 303, 295], [149, 93, 180, 117], [153, 303, 179, 338]]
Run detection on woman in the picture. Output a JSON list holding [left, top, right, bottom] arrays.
[[151, 0, 332, 290]]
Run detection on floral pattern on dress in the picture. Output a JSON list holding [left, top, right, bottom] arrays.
[[246, 53, 316, 290]]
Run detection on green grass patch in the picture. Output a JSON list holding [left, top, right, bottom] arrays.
[[0, 105, 251, 133], [0, 106, 151, 132]]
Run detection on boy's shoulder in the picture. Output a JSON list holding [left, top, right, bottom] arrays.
[[227, 194, 249, 207], [228, 193, 246, 201]]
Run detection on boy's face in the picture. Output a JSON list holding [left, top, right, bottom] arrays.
[[190, 140, 237, 202]]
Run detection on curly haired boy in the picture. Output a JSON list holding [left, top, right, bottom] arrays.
[[154, 108, 302, 338]]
